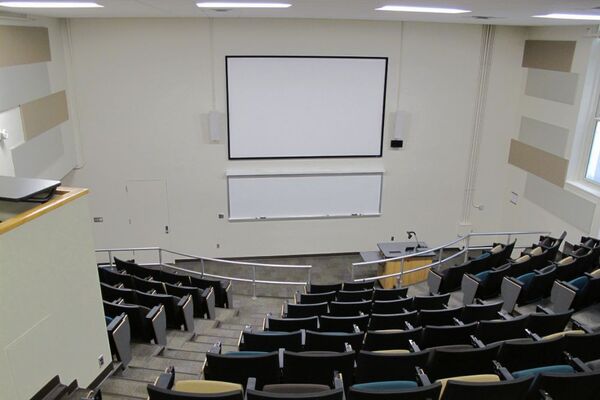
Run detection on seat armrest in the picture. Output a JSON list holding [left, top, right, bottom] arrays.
[[153, 367, 175, 390], [294, 290, 301, 304], [209, 341, 222, 354], [281, 302, 287, 318], [525, 329, 542, 341], [535, 305, 552, 314], [178, 295, 195, 332], [344, 343, 353, 353], [470, 335, 485, 348], [353, 324, 360, 334], [571, 320, 593, 334], [539, 389, 554, 400], [475, 298, 485, 305], [415, 367, 431, 386], [408, 339, 421, 353], [405, 321, 415, 330], [507, 276, 524, 287], [563, 351, 592, 372], [146, 305, 167, 346], [493, 360, 513, 381], [107, 313, 132, 367], [453, 317, 464, 326], [333, 371, 344, 390], [497, 310, 512, 320], [558, 281, 580, 292], [237, 330, 245, 349], [246, 377, 257, 391], [263, 313, 270, 330]]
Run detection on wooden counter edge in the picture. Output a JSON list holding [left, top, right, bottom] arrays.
[[0, 187, 89, 235]]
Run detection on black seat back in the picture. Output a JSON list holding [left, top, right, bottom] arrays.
[[329, 301, 371, 316], [372, 287, 409, 301], [521, 266, 557, 303], [442, 376, 533, 400], [98, 267, 137, 288], [461, 301, 503, 323], [204, 352, 280, 390], [342, 281, 374, 292], [309, 283, 342, 294], [100, 282, 139, 304], [427, 343, 501, 381], [298, 291, 336, 304], [476, 314, 529, 344], [287, 302, 328, 318], [267, 316, 319, 332], [283, 351, 355, 389], [136, 290, 181, 329], [440, 262, 473, 293], [368, 311, 419, 331], [419, 306, 463, 327], [242, 330, 303, 352], [319, 315, 370, 332], [160, 270, 192, 286], [363, 328, 423, 351], [103, 300, 152, 342], [133, 276, 166, 294], [413, 294, 450, 310], [565, 331, 600, 362], [526, 310, 573, 337], [421, 322, 477, 348], [497, 336, 565, 371], [115, 257, 162, 280], [304, 330, 364, 352], [247, 387, 343, 400], [190, 275, 228, 307], [165, 282, 205, 318], [148, 385, 243, 400], [371, 298, 414, 314], [531, 369, 600, 400], [336, 290, 373, 302], [355, 350, 430, 383]]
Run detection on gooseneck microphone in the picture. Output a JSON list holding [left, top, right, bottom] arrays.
[[407, 231, 420, 252]]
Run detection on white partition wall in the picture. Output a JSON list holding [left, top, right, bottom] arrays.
[[228, 171, 383, 220], [226, 56, 387, 159]]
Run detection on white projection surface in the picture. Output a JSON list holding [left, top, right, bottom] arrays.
[[227, 172, 383, 220], [226, 56, 387, 159]]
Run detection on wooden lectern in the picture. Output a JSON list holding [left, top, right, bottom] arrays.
[[376, 242, 435, 289]]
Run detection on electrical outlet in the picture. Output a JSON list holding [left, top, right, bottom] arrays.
[[218, 213, 224, 219], [510, 192, 519, 205], [391, 236, 395, 241], [216, 243, 220, 248], [93, 217, 103, 223], [98, 354, 104, 367]]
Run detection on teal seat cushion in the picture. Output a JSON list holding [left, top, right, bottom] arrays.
[[105, 316, 113, 325], [226, 351, 268, 357], [257, 331, 291, 336], [516, 272, 535, 288], [512, 365, 574, 379], [475, 270, 491, 281], [475, 252, 491, 261], [352, 381, 418, 391], [569, 276, 589, 291]]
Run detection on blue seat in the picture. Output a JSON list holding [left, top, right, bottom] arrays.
[[511, 364, 574, 379]]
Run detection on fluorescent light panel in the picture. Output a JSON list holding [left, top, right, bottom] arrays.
[[0, 1, 103, 7], [376, 5, 470, 14], [196, 2, 291, 8], [533, 13, 600, 21]]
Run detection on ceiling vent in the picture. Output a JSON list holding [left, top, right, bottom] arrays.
[[470, 16, 498, 20]]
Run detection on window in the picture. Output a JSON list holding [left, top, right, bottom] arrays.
[[585, 111, 600, 185]]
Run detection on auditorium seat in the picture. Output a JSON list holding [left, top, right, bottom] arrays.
[[286, 302, 328, 318], [496, 336, 565, 371], [413, 294, 450, 311], [368, 311, 419, 331], [554, 249, 595, 282], [160, 269, 191, 285], [147, 367, 244, 400], [426, 343, 501, 381], [240, 330, 303, 352], [103, 300, 167, 345], [190, 276, 232, 309], [550, 268, 600, 312], [115, 257, 162, 280], [500, 265, 557, 312], [342, 281, 375, 291], [105, 313, 132, 368], [136, 290, 194, 331], [98, 267, 137, 288], [355, 349, 431, 383], [420, 322, 478, 348], [304, 330, 364, 352], [460, 301, 503, 323], [296, 291, 336, 304], [526, 369, 600, 400], [133, 275, 167, 294], [371, 298, 414, 314], [247, 377, 345, 400], [363, 327, 423, 352], [165, 282, 214, 319], [372, 287, 409, 301], [100, 282, 139, 304], [329, 300, 371, 316], [419, 306, 463, 327], [282, 350, 355, 390], [319, 314, 370, 332], [336, 289, 373, 302], [348, 382, 442, 400], [308, 283, 343, 294], [525, 309, 573, 337], [475, 314, 529, 344], [562, 330, 600, 362], [439, 375, 533, 400], [203, 347, 280, 390], [265, 316, 319, 332]]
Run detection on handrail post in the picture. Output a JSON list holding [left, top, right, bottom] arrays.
[[108, 250, 113, 266], [398, 259, 405, 288], [158, 248, 163, 266], [307, 267, 311, 285], [201, 259, 206, 278], [252, 265, 257, 300], [507, 234, 511, 245], [464, 235, 470, 263]]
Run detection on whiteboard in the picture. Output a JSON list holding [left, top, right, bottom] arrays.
[[227, 173, 383, 220], [226, 56, 387, 159]]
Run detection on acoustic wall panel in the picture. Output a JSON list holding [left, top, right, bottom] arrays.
[[20, 91, 68, 140], [228, 172, 383, 220], [0, 62, 51, 112], [522, 40, 575, 72], [11, 127, 64, 178], [524, 174, 595, 232], [508, 139, 568, 187], [518, 117, 569, 157], [525, 68, 578, 105], [0, 25, 50, 68], [226, 56, 387, 159]]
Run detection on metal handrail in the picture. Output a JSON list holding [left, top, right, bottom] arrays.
[[351, 230, 551, 284], [95, 247, 312, 299]]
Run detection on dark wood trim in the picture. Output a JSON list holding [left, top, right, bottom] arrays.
[[86, 363, 114, 391]]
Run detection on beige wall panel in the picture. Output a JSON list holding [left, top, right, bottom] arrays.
[[524, 68, 578, 105], [20, 90, 68, 140], [507, 139, 568, 187], [0, 25, 50, 68], [522, 40, 575, 72], [518, 116, 569, 157]]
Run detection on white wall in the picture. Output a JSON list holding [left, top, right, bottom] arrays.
[[63, 18, 527, 257], [0, 16, 78, 180], [0, 194, 111, 399], [501, 26, 600, 243]]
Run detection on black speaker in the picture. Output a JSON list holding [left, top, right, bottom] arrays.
[[391, 139, 404, 148]]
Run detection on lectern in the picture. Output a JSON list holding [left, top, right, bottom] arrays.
[[376, 242, 435, 289]]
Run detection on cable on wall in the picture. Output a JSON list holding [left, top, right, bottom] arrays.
[[460, 24, 495, 225]]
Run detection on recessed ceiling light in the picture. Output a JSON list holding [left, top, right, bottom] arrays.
[[533, 13, 600, 21], [376, 5, 470, 14], [0, 1, 103, 7], [196, 2, 291, 8]]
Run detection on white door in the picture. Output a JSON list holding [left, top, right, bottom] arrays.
[[125, 179, 171, 264]]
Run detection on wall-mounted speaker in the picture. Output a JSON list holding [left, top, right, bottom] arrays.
[[391, 110, 409, 148], [208, 111, 222, 142]]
